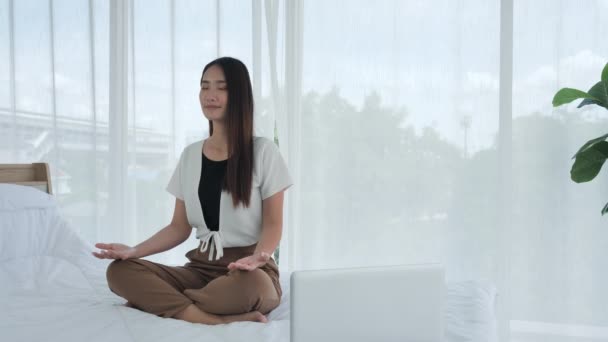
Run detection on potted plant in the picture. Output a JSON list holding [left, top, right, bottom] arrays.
[[552, 62, 608, 215]]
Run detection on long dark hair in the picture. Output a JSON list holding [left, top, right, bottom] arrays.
[[201, 57, 254, 208]]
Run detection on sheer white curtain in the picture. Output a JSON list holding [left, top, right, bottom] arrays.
[[2, 0, 607, 341], [507, 1, 608, 340], [281, 0, 608, 341], [1, 0, 114, 247]]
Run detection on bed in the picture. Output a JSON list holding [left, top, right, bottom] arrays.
[[0, 163, 498, 342]]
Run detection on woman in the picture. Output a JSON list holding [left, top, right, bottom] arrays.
[[92, 57, 293, 325]]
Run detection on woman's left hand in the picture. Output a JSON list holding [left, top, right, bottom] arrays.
[[227, 252, 271, 271]]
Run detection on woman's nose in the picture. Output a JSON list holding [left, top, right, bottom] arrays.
[[204, 94, 216, 102]]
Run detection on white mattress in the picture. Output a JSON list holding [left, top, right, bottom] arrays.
[[0, 206, 497, 342]]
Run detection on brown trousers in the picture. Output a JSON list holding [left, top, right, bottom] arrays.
[[106, 242, 282, 318]]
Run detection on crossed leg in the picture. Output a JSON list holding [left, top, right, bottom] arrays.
[[106, 259, 277, 325]]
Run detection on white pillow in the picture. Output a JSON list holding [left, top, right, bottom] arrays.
[[444, 280, 498, 342], [0, 183, 56, 211]]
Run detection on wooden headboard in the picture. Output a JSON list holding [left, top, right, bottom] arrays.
[[0, 163, 53, 194]]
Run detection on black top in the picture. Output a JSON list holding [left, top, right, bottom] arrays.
[[198, 153, 227, 231]]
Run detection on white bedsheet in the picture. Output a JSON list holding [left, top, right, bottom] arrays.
[[0, 207, 497, 342]]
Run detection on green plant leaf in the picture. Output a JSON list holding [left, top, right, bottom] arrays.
[[571, 141, 608, 183], [597, 141, 608, 157], [586, 81, 608, 108], [573, 133, 608, 158], [577, 98, 603, 108], [562, 62, 608, 217], [552, 88, 599, 107]]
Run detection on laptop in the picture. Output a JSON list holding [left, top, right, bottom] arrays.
[[290, 264, 445, 342]]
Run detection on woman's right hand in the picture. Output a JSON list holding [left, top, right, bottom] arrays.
[[92, 243, 138, 260]]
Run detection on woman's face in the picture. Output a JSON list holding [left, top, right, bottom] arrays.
[[200, 64, 228, 122]]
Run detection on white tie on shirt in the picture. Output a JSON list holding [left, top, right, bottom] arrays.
[[199, 231, 224, 261]]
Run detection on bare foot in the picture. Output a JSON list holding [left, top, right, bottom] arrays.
[[222, 311, 268, 324], [174, 304, 267, 325]]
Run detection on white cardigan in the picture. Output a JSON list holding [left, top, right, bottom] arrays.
[[166, 136, 293, 260]]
